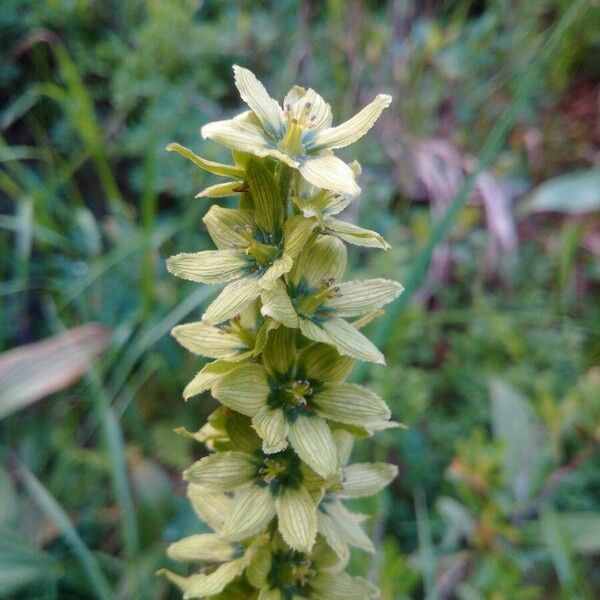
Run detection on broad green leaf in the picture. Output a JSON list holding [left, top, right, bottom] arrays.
[[520, 170, 600, 215], [489, 377, 548, 502]]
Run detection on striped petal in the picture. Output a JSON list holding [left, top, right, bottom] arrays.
[[233, 65, 284, 138], [166, 250, 251, 284], [310, 94, 392, 150], [299, 154, 360, 197]]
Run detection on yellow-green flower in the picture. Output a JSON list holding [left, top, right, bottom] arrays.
[[158, 533, 265, 599], [247, 534, 378, 600], [211, 328, 396, 478], [185, 448, 321, 554], [171, 302, 281, 400], [260, 235, 403, 364], [316, 430, 398, 561], [201, 66, 391, 197], [293, 173, 390, 250], [167, 191, 316, 325]]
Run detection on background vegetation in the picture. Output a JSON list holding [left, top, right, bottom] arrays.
[[1, 1, 599, 598]]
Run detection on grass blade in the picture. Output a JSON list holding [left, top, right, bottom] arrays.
[[354, 0, 588, 383], [15, 459, 114, 600]]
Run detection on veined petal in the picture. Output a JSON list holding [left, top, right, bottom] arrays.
[[252, 408, 289, 454], [321, 499, 374, 553], [233, 65, 284, 138], [184, 451, 257, 491], [203, 206, 255, 250], [246, 157, 283, 233], [203, 277, 263, 325], [196, 180, 245, 199], [290, 235, 347, 288], [321, 317, 385, 364], [298, 318, 333, 345], [166, 142, 245, 178], [298, 343, 354, 383], [313, 383, 391, 426], [287, 414, 337, 478], [212, 363, 269, 417], [183, 360, 240, 400], [262, 254, 294, 287], [167, 250, 251, 284], [310, 94, 392, 151], [332, 429, 354, 468], [311, 571, 378, 600], [299, 154, 360, 197], [325, 217, 390, 250], [260, 280, 298, 328], [262, 325, 296, 376], [284, 86, 332, 132], [282, 215, 317, 259], [188, 484, 232, 531], [171, 322, 247, 359], [340, 462, 398, 498], [324, 279, 403, 317], [316, 508, 349, 561], [201, 112, 273, 154], [223, 485, 277, 541], [259, 588, 282, 600], [163, 557, 247, 599], [275, 486, 317, 552], [301, 88, 333, 132], [167, 533, 237, 563], [312, 536, 345, 572]]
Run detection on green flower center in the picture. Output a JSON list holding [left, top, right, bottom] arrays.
[[257, 448, 303, 493], [295, 278, 339, 317], [268, 549, 315, 599], [267, 377, 316, 421], [278, 101, 315, 157], [234, 224, 279, 266]]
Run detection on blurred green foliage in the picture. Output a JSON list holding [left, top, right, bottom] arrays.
[[1, 1, 599, 599]]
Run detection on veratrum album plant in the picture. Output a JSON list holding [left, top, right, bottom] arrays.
[[159, 66, 402, 600]]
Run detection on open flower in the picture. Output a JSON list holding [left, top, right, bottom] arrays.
[[293, 172, 390, 250], [201, 66, 391, 197], [316, 430, 398, 561], [211, 327, 396, 479], [185, 447, 323, 554], [247, 534, 378, 600], [260, 235, 403, 364], [171, 302, 282, 400], [158, 533, 265, 600], [167, 189, 316, 325]]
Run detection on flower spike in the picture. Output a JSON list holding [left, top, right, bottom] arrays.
[[163, 65, 401, 599]]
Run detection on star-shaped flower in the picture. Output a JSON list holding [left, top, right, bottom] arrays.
[[211, 328, 396, 479], [316, 430, 398, 562], [247, 534, 378, 600], [201, 66, 392, 197], [259, 235, 403, 364], [167, 197, 316, 326]]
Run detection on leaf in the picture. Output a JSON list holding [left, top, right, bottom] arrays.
[[520, 170, 600, 215], [488, 377, 548, 502], [0, 525, 58, 596], [16, 461, 113, 600], [525, 512, 600, 555], [0, 324, 110, 421], [0, 465, 16, 524]]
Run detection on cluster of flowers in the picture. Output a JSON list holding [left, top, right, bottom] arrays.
[[159, 66, 402, 600]]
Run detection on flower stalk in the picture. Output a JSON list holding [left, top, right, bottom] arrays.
[[160, 66, 402, 599]]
